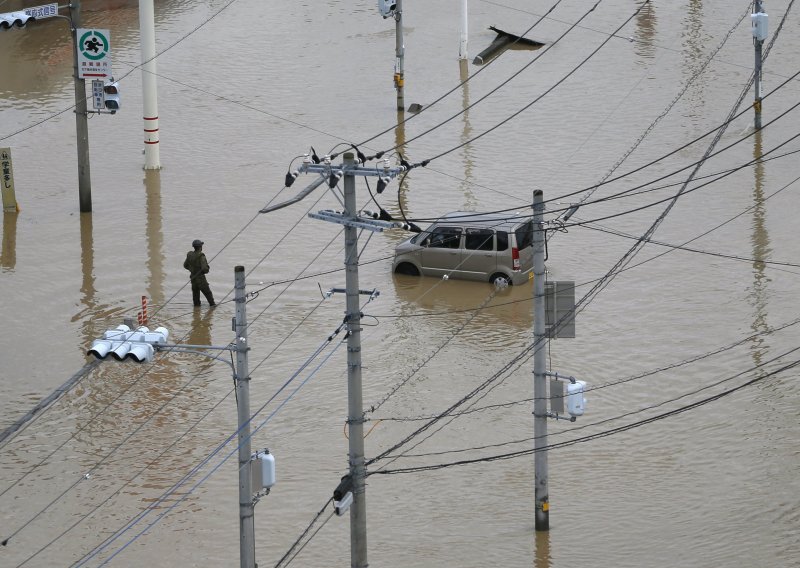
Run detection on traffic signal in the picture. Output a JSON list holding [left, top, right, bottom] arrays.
[[102, 80, 121, 113], [0, 11, 33, 29], [377, 0, 396, 18], [88, 324, 169, 363]]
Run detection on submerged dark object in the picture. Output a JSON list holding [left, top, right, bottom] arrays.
[[473, 26, 545, 65]]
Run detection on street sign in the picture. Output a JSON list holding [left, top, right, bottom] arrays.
[[77, 28, 112, 79], [1, 148, 18, 213], [545, 280, 576, 339], [91, 79, 104, 110], [23, 3, 58, 19]]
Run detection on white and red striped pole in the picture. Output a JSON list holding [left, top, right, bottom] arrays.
[[139, 0, 161, 169], [137, 295, 149, 326]]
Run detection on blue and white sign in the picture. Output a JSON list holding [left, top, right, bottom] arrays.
[[23, 3, 58, 19]]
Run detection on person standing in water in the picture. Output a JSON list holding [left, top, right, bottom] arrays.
[[184, 239, 215, 307]]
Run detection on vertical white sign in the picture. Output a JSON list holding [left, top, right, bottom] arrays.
[[92, 80, 104, 110]]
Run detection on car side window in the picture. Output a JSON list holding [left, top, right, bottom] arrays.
[[496, 231, 508, 251], [428, 227, 461, 249], [464, 228, 494, 251]]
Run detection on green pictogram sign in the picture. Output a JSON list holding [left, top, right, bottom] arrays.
[[76, 28, 112, 79]]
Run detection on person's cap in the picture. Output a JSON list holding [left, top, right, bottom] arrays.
[[192, 239, 204, 247]]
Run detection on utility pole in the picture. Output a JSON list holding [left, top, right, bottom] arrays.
[[394, 0, 405, 111], [234, 265, 255, 568], [532, 189, 549, 531], [342, 153, 369, 568], [69, 0, 92, 212], [139, 0, 161, 169], [752, 1, 768, 130], [263, 151, 407, 567]]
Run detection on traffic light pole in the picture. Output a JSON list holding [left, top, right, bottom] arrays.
[[68, 0, 92, 212], [234, 265, 256, 568], [532, 189, 549, 531]]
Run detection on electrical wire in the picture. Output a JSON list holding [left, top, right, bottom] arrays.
[[368, 357, 800, 475], [375, 313, 800, 424], [74, 333, 346, 567], [74, 288, 379, 564], [405, 1, 649, 165], [348, 0, 570, 153]]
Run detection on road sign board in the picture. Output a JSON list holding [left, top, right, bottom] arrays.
[[92, 80, 104, 110], [77, 28, 112, 79], [1, 148, 18, 213], [23, 3, 58, 19]]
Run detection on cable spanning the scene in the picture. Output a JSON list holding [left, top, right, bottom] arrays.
[[73, 331, 347, 567], [401, 1, 648, 166], [368, 357, 800, 475]]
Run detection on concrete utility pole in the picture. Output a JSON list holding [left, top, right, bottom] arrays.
[[260, 151, 407, 567], [459, 0, 468, 61], [139, 0, 161, 169], [343, 153, 369, 568], [394, 0, 405, 111], [234, 265, 255, 568], [532, 189, 549, 531], [753, 0, 765, 130], [69, 0, 92, 212]]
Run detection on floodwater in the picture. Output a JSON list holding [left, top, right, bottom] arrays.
[[2, 0, 800, 566]]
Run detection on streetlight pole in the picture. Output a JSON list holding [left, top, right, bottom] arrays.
[[139, 0, 161, 169], [68, 0, 92, 212]]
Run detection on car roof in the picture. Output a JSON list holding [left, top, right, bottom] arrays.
[[432, 211, 530, 231]]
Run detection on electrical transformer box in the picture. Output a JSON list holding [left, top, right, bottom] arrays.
[[751, 12, 768, 41]]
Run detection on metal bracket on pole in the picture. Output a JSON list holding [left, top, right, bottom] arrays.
[[545, 371, 576, 384], [545, 411, 576, 423], [308, 210, 401, 232], [324, 287, 380, 300], [259, 160, 406, 214]]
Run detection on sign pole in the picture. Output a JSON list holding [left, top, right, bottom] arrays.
[[69, 0, 92, 213]]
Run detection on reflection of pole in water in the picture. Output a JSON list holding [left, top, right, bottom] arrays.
[[633, 0, 657, 59], [1, 212, 17, 270], [683, 0, 704, 79], [534, 527, 551, 568], [79, 212, 95, 305], [748, 129, 771, 366], [78, 211, 98, 350], [393, 110, 412, 219], [144, 170, 165, 306], [459, 59, 476, 209]]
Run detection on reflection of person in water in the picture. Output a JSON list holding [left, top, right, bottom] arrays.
[[189, 307, 213, 347]]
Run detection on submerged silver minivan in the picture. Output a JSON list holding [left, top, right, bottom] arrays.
[[392, 212, 534, 285]]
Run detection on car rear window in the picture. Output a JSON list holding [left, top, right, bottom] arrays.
[[514, 221, 533, 250], [464, 228, 494, 251]]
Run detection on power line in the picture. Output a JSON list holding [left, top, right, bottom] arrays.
[[74, 333, 347, 567], [368, 357, 800, 475]]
